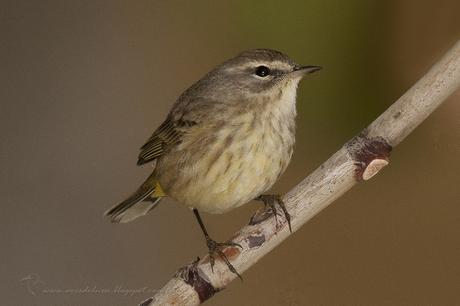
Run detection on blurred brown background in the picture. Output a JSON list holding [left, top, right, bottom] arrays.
[[1, 1, 459, 305]]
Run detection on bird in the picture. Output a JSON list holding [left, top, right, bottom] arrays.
[[104, 49, 321, 277]]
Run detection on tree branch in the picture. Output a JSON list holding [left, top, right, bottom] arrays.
[[140, 40, 460, 306]]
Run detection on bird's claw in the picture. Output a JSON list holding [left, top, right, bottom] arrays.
[[255, 194, 292, 233], [205, 237, 243, 280]]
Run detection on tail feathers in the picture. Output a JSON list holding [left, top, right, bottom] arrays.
[[104, 173, 164, 223], [106, 197, 162, 223]]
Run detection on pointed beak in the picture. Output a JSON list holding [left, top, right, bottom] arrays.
[[293, 65, 322, 74]]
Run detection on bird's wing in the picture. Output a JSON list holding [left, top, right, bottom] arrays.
[[137, 117, 184, 165], [137, 95, 219, 166]]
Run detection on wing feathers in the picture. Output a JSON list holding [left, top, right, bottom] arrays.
[[137, 118, 182, 165]]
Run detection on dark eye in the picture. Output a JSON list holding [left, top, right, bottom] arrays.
[[255, 66, 270, 77]]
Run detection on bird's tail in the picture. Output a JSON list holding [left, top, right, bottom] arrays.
[[104, 172, 166, 223]]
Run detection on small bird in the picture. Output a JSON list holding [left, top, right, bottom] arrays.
[[105, 49, 321, 276]]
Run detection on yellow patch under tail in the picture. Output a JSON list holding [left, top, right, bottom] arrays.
[[152, 180, 166, 197]]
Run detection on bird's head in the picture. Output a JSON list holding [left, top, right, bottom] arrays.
[[199, 49, 321, 101]]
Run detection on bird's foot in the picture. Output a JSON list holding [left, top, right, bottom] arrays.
[[252, 194, 292, 233], [205, 236, 243, 280]]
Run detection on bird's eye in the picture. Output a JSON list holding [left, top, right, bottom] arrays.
[[255, 66, 271, 77]]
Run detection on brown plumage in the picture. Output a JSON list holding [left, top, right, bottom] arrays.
[[105, 49, 321, 222], [104, 48, 321, 276]]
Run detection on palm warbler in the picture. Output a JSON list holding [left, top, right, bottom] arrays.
[[105, 49, 321, 276]]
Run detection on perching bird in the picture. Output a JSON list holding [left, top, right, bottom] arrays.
[[105, 49, 321, 276]]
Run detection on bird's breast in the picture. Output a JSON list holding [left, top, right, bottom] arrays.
[[157, 95, 297, 214]]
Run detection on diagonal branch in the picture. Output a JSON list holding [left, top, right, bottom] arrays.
[[140, 40, 460, 306]]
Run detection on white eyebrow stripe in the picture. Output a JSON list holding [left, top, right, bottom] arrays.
[[226, 60, 292, 72]]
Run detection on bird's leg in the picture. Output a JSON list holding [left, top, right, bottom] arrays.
[[192, 209, 243, 280], [254, 194, 292, 233]]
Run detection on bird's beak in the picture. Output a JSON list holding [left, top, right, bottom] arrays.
[[293, 65, 322, 74]]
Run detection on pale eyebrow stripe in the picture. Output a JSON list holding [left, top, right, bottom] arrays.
[[226, 61, 292, 72]]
